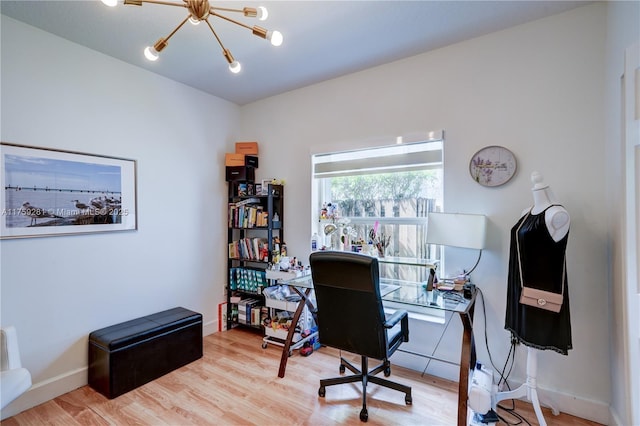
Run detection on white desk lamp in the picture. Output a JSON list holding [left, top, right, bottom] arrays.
[[426, 212, 487, 278]]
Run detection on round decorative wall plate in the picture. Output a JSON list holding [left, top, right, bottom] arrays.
[[469, 145, 517, 187]]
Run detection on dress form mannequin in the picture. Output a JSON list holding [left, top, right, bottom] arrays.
[[529, 171, 570, 242], [497, 172, 567, 425]]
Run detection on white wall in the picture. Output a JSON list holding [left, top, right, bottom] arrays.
[[604, 1, 640, 425], [0, 16, 237, 417], [240, 4, 610, 423]]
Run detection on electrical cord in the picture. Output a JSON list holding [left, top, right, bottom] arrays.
[[496, 403, 532, 426], [477, 288, 512, 378], [476, 287, 531, 426]]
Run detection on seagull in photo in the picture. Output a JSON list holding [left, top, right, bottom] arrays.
[[21, 202, 61, 226], [91, 197, 104, 210], [72, 199, 90, 212]]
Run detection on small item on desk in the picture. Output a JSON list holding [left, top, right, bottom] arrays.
[[436, 283, 456, 291], [424, 268, 436, 291], [463, 283, 475, 299], [453, 274, 469, 290]]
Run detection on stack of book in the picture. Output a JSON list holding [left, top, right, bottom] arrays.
[[228, 199, 269, 228], [237, 299, 263, 326], [228, 238, 269, 261]]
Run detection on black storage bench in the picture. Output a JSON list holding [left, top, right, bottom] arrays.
[[88, 307, 203, 399]]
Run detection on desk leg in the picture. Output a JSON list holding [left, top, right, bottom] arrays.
[[291, 286, 318, 327], [277, 287, 312, 378], [457, 304, 476, 426]]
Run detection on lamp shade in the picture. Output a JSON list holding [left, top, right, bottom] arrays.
[[426, 212, 487, 250]]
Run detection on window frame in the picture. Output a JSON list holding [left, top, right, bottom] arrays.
[[311, 133, 445, 285]]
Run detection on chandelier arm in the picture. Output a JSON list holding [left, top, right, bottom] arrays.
[[210, 6, 265, 20], [204, 19, 228, 52], [204, 19, 239, 71], [125, 0, 187, 8], [209, 11, 253, 32], [164, 15, 191, 42], [209, 6, 246, 14]]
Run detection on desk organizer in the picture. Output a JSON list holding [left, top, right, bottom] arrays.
[[88, 307, 202, 399]]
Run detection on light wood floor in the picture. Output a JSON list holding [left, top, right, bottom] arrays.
[[3, 329, 601, 426]]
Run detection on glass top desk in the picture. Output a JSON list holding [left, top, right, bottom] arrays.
[[277, 274, 476, 426]]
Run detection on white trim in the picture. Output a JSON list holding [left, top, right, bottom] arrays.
[[503, 382, 611, 425], [0, 366, 86, 420], [622, 41, 640, 426]]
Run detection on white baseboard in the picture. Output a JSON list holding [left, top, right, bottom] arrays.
[[393, 350, 610, 425], [609, 404, 625, 426], [0, 366, 86, 420], [203, 319, 217, 336], [508, 385, 610, 425]]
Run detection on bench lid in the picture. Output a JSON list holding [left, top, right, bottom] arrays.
[[89, 307, 202, 350]]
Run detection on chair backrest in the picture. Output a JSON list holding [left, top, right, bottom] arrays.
[[309, 251, 388, 360]]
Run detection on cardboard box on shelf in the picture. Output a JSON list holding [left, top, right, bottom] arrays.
[[225, 166, 255, 182], [225, 153, 259, 168], [235, 141, 259, 155], [225, 153, 245, 166], [245, 155, 258, 168]]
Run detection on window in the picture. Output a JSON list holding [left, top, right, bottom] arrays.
[[311, 134, 444, 284]]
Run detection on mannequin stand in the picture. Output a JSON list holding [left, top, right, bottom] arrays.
[[493, 347, 559, 426]]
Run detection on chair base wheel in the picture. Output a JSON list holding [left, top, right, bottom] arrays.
[[339, 364, 346, 374], [318, 386, 326, 397], [405, 395, 412, 405], [359, 407, 368, 422]]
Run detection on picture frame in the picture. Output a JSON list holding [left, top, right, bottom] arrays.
[[1, 142, 137, 239], [260, 179, 273, 195]]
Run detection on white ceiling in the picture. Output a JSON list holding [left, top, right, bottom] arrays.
[[1, 0, 593, 105]]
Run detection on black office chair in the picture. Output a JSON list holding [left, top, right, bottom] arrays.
[[309, 251, 412, 422]]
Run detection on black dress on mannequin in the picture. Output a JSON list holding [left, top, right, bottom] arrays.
[[505, 206, 572, 355]]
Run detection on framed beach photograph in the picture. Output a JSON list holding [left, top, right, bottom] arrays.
[[1, 143, 137, 239]]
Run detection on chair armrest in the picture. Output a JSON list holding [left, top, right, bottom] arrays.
[[1, 326, 23, 371], [384, 310, 409, 342], [0, 326, 32, 410], [384, 309, 407, 328]]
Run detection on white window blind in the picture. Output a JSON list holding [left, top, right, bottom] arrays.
[[313, 141, 443, 178]]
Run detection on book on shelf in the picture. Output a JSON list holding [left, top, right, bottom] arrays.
[[228, 242, 238, 260], [251, 305, 262, 325], [229, 267, 267, 292], [218, 302, 228, 331], [228, 238, 269, 261], [235, 197, 261, 206], [237, 298, 261, 325], [228, 203, 266, 228]]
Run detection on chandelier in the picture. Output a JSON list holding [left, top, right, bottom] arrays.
[[100, 0, 283, 74]]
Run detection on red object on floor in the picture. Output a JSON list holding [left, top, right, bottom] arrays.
[[300, 342, 313, 357]]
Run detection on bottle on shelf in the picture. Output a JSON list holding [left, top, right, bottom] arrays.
[[311, 232, 320, 252]]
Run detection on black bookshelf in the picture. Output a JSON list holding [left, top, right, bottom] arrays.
[[225, 184, 284, 331]]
